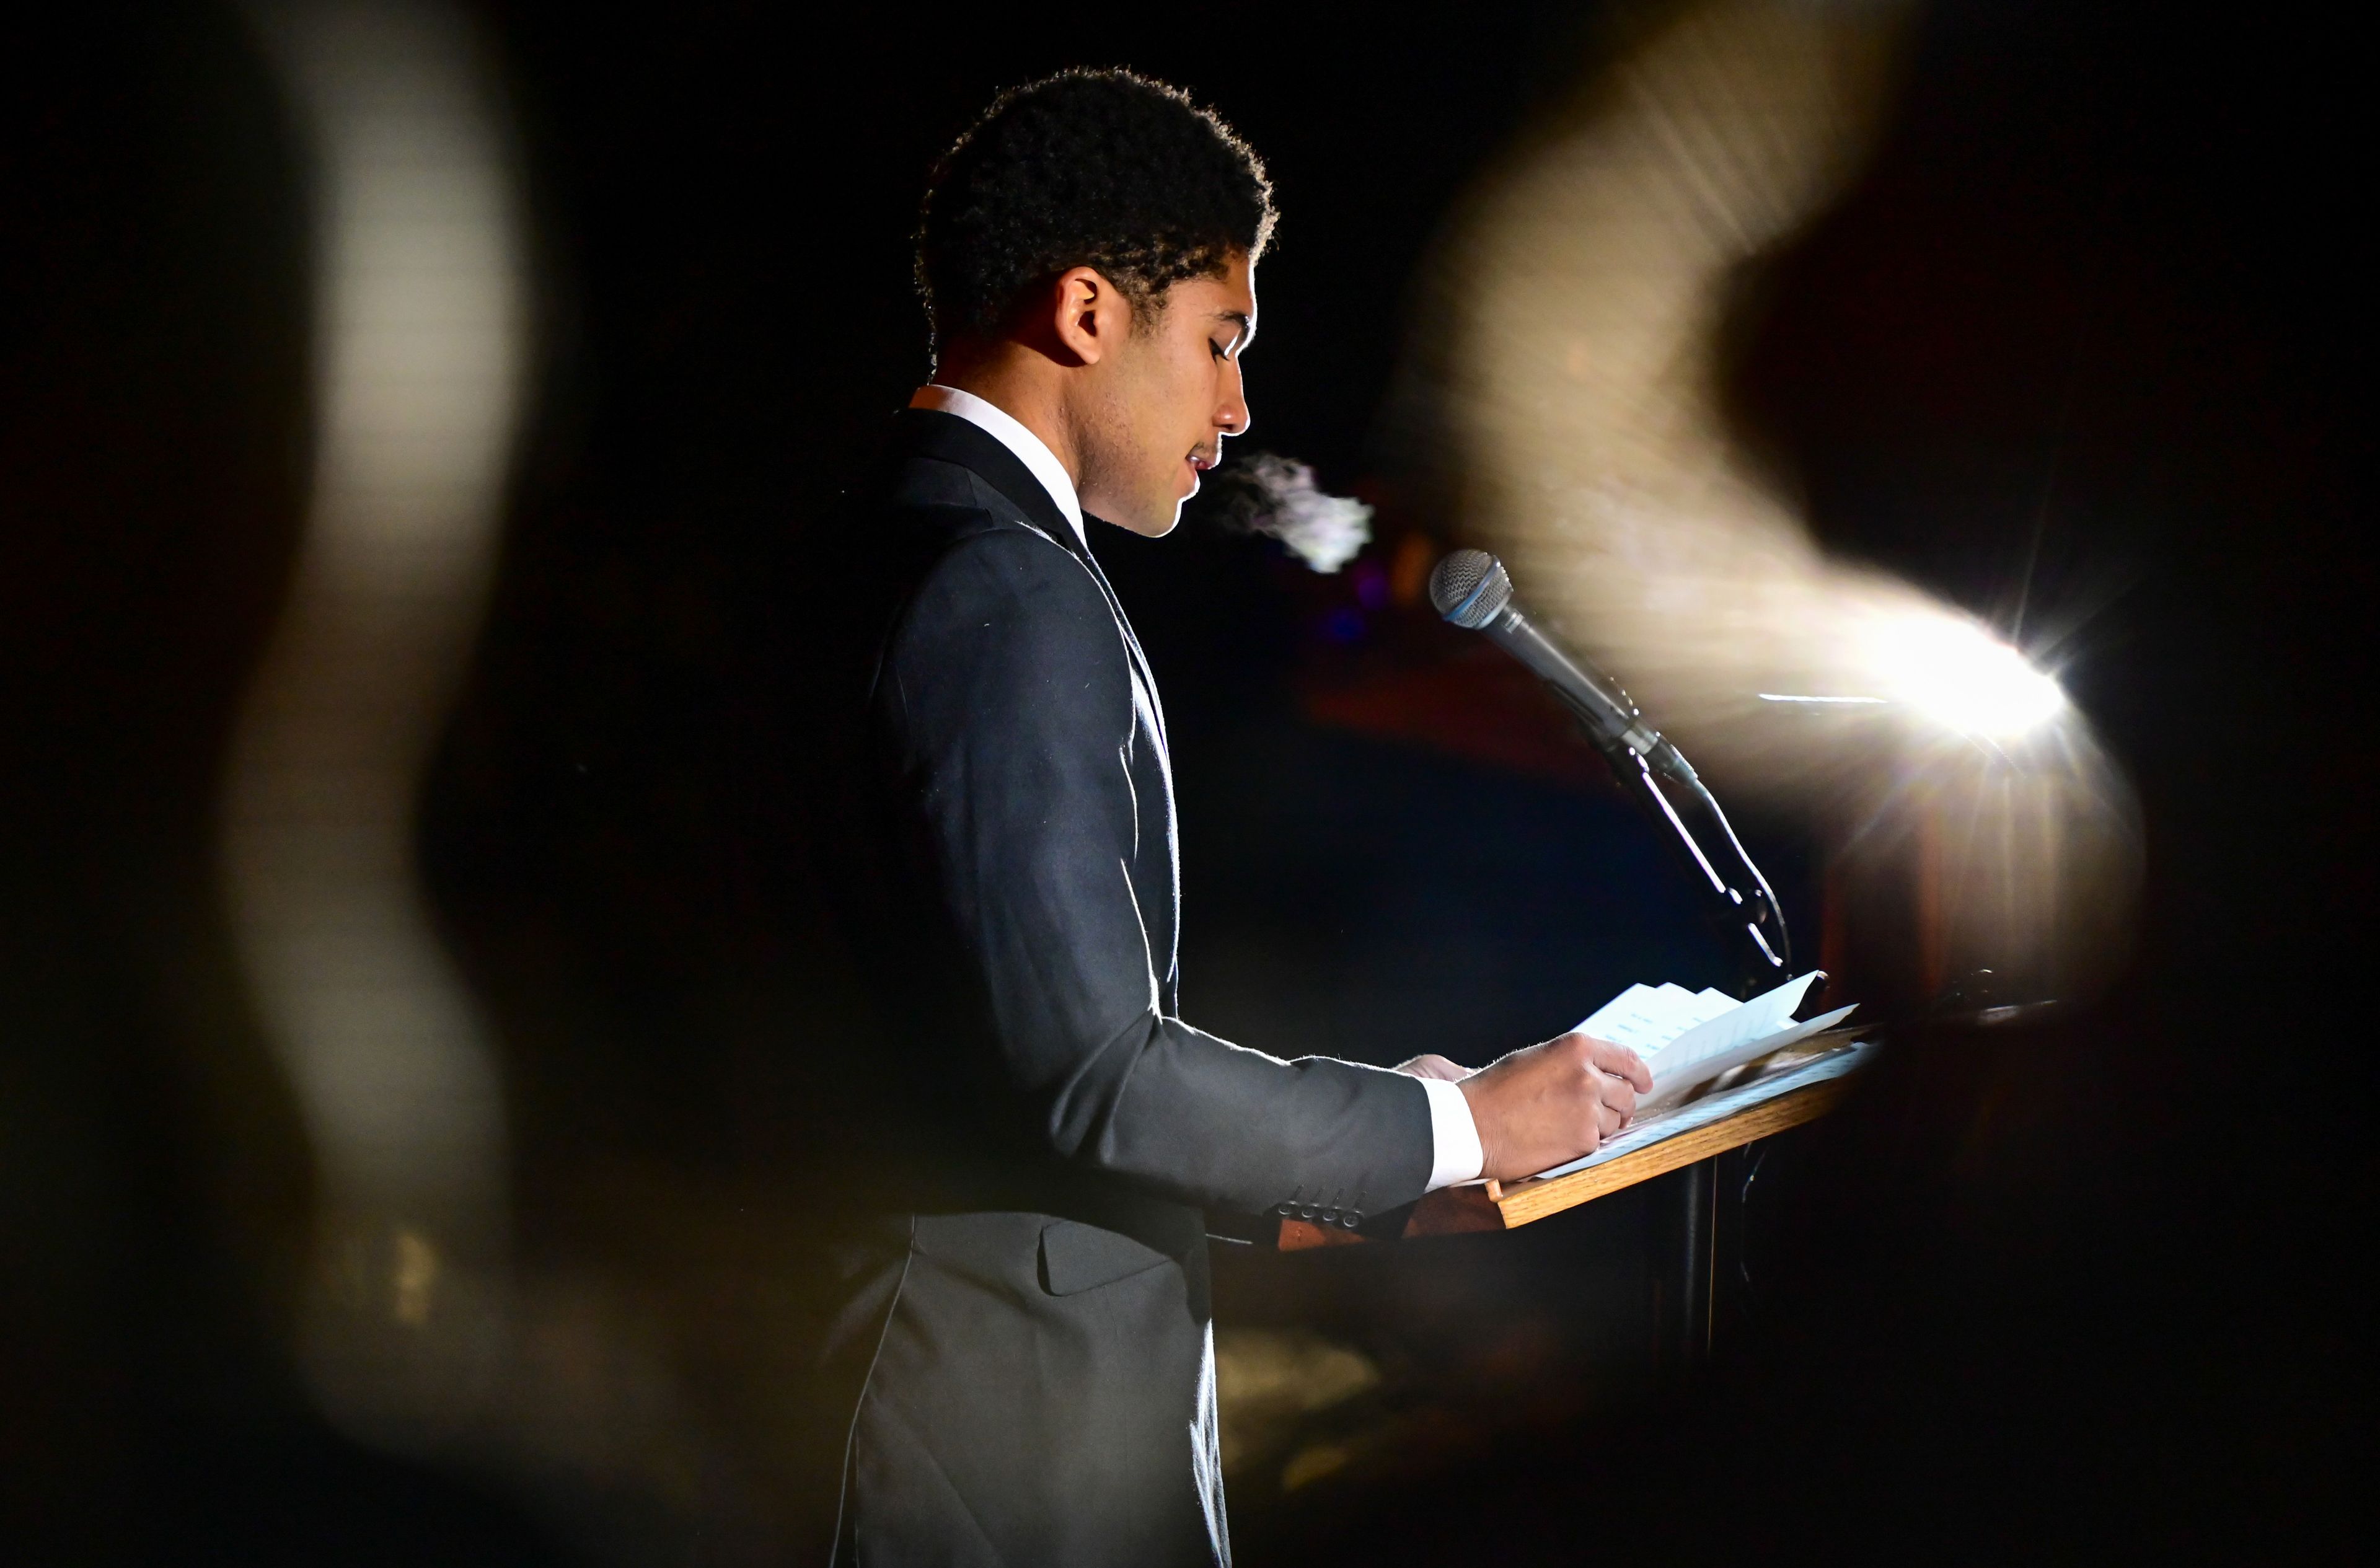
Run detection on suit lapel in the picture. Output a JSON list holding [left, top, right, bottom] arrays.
[[889, 409, 1170, 754], [894, 408, 1086, 564]]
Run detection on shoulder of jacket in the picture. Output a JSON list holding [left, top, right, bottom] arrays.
[[909, 511, 1098, 606]]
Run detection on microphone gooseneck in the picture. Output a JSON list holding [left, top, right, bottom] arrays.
[[1431, 550, 1677, 773], [1429, 549, 1792, 995]]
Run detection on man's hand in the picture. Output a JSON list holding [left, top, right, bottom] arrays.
[[1456, 1033, 1653, 1183], [1391, 1054, 1472, 1083]]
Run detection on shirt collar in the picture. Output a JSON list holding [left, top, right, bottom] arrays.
[[907, 384, 1085, 547]]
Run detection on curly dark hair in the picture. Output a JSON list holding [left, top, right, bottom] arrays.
[[917, 69, 1277, 346]]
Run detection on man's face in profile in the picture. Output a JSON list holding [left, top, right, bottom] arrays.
[[1082, 251, 1257, 537]]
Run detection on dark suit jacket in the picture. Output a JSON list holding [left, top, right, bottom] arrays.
[[800, 409, 1434, 1566]]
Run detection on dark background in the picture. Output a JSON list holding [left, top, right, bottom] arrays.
[[3, 1, 2363, 1561]]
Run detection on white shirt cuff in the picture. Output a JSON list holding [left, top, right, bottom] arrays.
[[1417, 1075, 1486, 1191]]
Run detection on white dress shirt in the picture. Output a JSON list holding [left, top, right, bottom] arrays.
[[906, 383, 1486, 1192]]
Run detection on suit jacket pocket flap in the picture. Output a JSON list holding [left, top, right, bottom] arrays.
[[1038, 1220, 1173, 1296]]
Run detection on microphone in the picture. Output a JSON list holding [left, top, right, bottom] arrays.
[[1429, 548, 1792, 987], [1429, 550, 1690, 782]]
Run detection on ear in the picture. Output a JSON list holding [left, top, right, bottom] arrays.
[[1048, 265, 1131, 367]]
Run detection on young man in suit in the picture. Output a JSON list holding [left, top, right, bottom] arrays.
[[809, 68, 1650, 1566]]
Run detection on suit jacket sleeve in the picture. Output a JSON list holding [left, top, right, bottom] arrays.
[[879, 524, 1435, 1217]]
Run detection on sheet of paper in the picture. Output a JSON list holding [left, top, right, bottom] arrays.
[[1528, 1041, 1873, 1183], [1636, 1003, 1856, 1114], [1577, 983, 1732, 1053], [1572, 972, 1844, 1112], [1639, 972, 1820, 1083]]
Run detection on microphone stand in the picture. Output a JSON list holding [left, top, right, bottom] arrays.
[[1430, 550, 1800, 1363], [1437, 552, 1792, 1000], [1534, 684, 1792, 1003], [1538, 675, 1794, 1374]]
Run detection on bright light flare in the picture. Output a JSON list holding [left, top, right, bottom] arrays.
[[1871, 615, 2066, 739], [1411, 0, 2139, 1007]]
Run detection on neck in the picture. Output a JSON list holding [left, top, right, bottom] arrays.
[[932, 341, 1083, 488]]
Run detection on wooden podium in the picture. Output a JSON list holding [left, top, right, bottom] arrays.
[[1278, 1071, 1854, 1251]]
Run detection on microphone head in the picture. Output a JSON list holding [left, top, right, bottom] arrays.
[[1429, 549, 1514, 628]]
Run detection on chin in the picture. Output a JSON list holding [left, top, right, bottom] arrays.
[[1125, 501, 1184, 539], [1088, 480, 1187, 538]]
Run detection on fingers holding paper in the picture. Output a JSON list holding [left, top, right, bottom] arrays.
[[1585, 1033, 1652, 1130], [1457, 1031, 1653, 1183]]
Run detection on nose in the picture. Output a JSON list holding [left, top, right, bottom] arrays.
[[1218, 358, 1251, 439]]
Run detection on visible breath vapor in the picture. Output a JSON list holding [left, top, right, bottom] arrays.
[[1201, 451, 1373, 573]]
